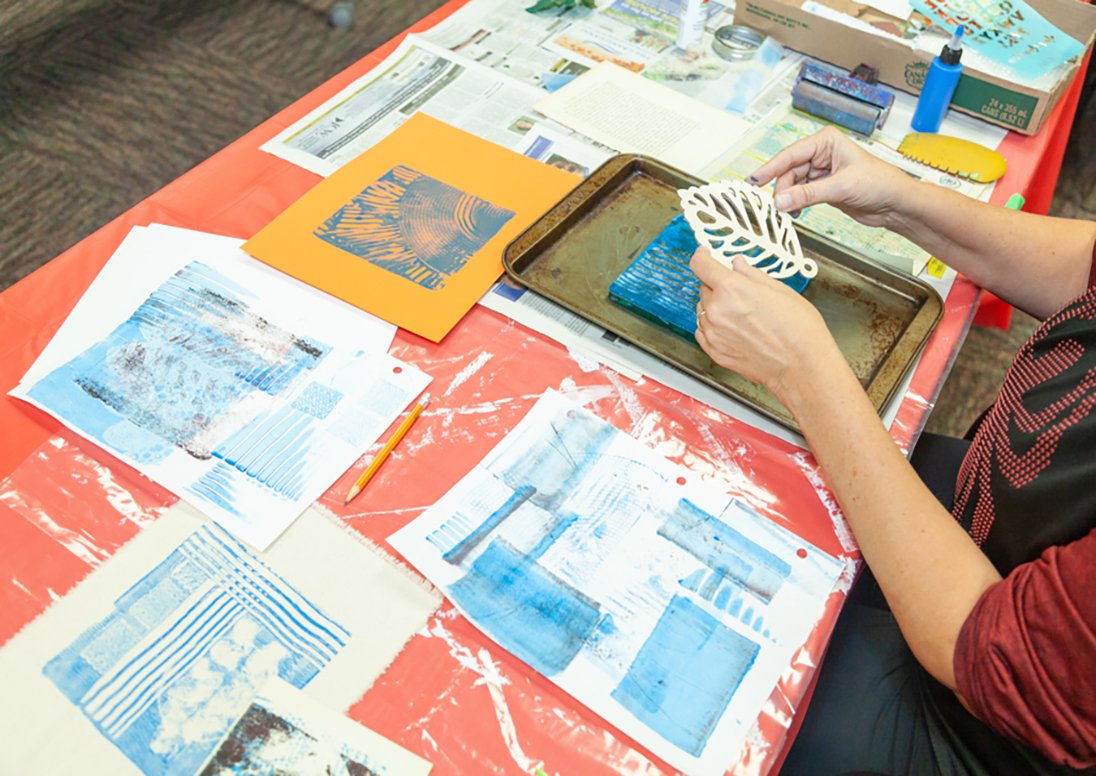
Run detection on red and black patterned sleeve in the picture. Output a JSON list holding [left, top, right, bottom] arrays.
[[1090, 236, 1096, 290], [953, 527, 1096, 768]]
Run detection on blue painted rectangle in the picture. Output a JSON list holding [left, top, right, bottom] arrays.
[[494, 412, 617, 513], [612, 595, 758, 756], [609, 215, 703, 339], [449, 539, 601, 676], [659, 500, 791, 602]]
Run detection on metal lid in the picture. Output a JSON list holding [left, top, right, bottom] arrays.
[[712, 25, 764, 61]]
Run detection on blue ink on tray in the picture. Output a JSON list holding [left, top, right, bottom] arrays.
[[609, 214, 811, 339], [448, 539, 601, 676], [26, 261, 330, 465], [314, 165, 515, 291], [43, 525, 349, 776], [611, 594, 759, 756]]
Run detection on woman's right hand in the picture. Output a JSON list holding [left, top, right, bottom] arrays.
[[748, 127, 916, 229]]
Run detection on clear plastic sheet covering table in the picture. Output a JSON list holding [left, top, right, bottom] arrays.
[[0, 0, 1085, 771]]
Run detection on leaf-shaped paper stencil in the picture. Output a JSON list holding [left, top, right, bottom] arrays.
[[678, 180, 818, 280]]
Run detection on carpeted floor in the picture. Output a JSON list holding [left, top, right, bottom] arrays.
[[0, 0, 449, 290], [0, 1, 1093, 436]]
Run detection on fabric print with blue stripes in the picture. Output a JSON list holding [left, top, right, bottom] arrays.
[[43, 524, 349, 776]]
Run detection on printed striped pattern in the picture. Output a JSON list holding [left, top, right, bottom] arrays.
[[207, 405, 320, 501], [76, 525, 348, 739]]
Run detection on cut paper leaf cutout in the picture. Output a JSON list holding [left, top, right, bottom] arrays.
[[678, 181, 818, 280]]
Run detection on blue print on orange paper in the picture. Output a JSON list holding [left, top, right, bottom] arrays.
[[313, 166, 515, 291]]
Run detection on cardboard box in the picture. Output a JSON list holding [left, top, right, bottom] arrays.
[[733, 0, 1096, 134]]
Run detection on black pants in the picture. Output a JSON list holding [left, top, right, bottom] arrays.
[[779, 433, 1091, 776]]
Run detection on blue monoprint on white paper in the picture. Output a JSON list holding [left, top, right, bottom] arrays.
[[313, 165, 515, 290], [27, 261, 329, 466], [612, 594, 759, 755], [392, 391, 845, 773], [43, 525, 349, 776]]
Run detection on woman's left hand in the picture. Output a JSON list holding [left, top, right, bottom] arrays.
[[691, 247, 838, 404]]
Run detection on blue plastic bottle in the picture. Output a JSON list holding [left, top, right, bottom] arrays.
[[911, 26, 964, 133]]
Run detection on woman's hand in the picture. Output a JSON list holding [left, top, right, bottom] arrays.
[[749, 127, 915, 229], [691, 247, 841, 405]]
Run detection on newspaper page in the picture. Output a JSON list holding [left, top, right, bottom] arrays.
[[262, 36, 549, 176], [513, 121, 616, 176], [418, 0, 594, 88], [421, 0, 797, 116]]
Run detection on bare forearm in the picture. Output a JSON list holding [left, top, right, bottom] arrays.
[[887, 182, 1096, 319], [778, 343, 1002, 688]]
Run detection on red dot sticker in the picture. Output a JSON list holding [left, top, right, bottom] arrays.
[[796, 548, 808, 559], [675, 476, 687, 486], [393, 366, 403, 374]]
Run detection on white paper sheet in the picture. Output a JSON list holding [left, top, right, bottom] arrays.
[[0, 503, 440, 776], [390, 390, 844, 775], [534, 61, 751, 174], [12, 225, 430, 550], [201, 678, 432, 775], [261, 36, 549, 177]]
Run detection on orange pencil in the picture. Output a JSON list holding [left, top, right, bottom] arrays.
[[344, 393, 430, 505]]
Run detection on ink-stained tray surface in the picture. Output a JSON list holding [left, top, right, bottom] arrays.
[[503, 154, 944, 433]]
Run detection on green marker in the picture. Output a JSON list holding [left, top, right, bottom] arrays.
[[1005, 192, 1025, 211]]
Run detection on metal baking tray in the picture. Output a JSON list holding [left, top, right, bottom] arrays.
[[502, 154, 944, 433]]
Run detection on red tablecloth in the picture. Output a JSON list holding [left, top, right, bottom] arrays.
[[0, 3, 1085, 772]]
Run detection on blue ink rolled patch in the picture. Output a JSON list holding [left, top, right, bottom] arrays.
[[612, 594, 759, 756], [449, 539, 601, 676], [609, 214, 811, 339], [314, 165, 515, 291]]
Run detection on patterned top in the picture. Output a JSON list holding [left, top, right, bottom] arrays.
[[952, 247, 1096, 768]]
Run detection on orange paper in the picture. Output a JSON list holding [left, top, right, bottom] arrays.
[[244, 113, 580, 342]]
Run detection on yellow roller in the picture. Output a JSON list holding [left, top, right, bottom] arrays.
[[897, 133, 1008, 183]]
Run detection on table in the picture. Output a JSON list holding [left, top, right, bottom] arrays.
[[0, 2, 1085, 772]]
